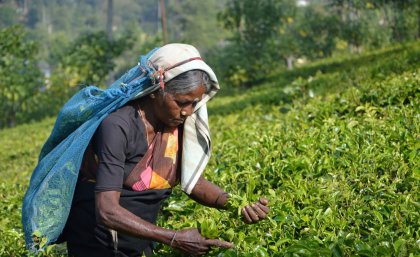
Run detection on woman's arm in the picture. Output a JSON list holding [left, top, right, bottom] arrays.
[[95, 190, 233, 255], [95, 191, 174, 244], [189, 176, 229, 209], [189, 176, 270, 223]]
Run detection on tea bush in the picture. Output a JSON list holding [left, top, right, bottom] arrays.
[[155, 43, 420, 256], [0, 43, 418, 256]]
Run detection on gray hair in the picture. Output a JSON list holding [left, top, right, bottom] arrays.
[[163, 70, 211, 95]]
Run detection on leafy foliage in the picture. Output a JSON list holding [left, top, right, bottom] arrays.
[[0, 25, 43, 128], [218, 0, 289, 86], [0, 27, 133, 129], [0, 118, 67, 256], [1, 0, 418, 119], [167, 0, 230, 54], [328, 0, 420, 46], [274, 3, 340, 63], [151, 43, 420, 256], [51, 31, 132, 88], [215, 0, 419, 86]]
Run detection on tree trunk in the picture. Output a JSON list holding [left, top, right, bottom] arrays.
[[286, 56, 294, 70], [41, 1, 47, 29], [106, 0, 114, 86], [159, 0, 168, 44], [418, 9, 420, 39], [7, 104, 16, 128], [107, 0, 113, 41], [19, 0, 29, 23]]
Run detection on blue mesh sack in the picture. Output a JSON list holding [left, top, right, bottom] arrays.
[[22, 48, 160, 250]]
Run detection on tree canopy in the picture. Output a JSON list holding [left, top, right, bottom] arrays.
[[0, 0, 418, 128]]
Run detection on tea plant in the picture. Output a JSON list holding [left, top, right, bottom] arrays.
[[154, 43, 420, 256]]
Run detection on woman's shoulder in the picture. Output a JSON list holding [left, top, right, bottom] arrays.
[[101, 102, 144, 130]]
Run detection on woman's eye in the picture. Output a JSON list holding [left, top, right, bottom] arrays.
[[175, 99, 199, 108], [176, 101, 187, 107], [176, 101, 197, 107]]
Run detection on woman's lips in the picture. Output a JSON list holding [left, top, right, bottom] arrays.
[[172, 119, 185, 124]]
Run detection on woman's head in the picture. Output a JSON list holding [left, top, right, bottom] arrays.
[[164, 69, 211, 95], [133, 43, 219, 127], [151, 70, 210, 127]]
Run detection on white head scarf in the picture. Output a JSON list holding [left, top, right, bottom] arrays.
[[146, 43, 219, 194]]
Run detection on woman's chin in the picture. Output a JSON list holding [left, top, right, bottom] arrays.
[[166, 119, 184, 127]]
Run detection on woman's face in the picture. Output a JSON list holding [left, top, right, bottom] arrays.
[[153, 85, 207, 127]]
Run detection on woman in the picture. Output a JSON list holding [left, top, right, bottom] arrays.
[[64, 44, 269, 256]]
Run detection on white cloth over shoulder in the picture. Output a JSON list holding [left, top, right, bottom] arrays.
[[142, 43, 220, 194]]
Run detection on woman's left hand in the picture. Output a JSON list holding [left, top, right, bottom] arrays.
[[241, 197, 269, 224]]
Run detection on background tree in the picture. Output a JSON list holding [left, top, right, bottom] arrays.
[[107, 0, 113, 41], [47, 31, 133, 108], [328, 0, 419, 51], [217, 0, 340, 83], [274, 2, 340, 70], [0, 0, 19, 27], [0, 0, 418, 127], [371, 0, 420, 41], [0, 25, 42, 128], [327, 0, 370, 53], [218, 0, 287, 86], [167, 0, 229, 54]]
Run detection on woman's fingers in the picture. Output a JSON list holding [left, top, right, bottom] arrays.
[[174, 228, 235, 256], [241, 197, 270, 224], [173, 228, 209, 255], [190, 247, 209, 257], [252, 203, 268, 219], [259, 197, 269, 206], [242, 205, 259, 223], [194, 247, 210, 257], [182, 237, 233, 256], [205, 239, 234, 249], [256, 202, 270, 214], [241, 206, 253, 223]]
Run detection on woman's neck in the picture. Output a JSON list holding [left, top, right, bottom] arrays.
[[135, 98, 162, 132]]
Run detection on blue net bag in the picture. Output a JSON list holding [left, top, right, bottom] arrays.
[[22, 48, 160, 250]]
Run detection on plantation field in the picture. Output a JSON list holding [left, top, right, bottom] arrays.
[[0, 43, 419, 256]]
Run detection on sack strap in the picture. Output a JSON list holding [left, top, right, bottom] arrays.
[[153, 57, 203, 90]]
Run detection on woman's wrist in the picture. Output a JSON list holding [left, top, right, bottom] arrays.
[[146, 227, 178, 246], [215, 191, 230, 210], [169, 230, 178, 248]]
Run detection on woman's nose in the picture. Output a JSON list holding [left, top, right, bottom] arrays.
[[181, 104, 194, 117]]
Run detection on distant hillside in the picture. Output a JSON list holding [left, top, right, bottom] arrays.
[[0, 42, 418, 256]]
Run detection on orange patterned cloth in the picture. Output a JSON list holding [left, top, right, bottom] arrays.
[[124, 127, 179, 191]]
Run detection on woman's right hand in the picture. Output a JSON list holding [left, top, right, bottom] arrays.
[[171, 228, 234, 256]]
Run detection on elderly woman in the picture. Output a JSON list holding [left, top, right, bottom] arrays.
[[25, 44, 269, 257]]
